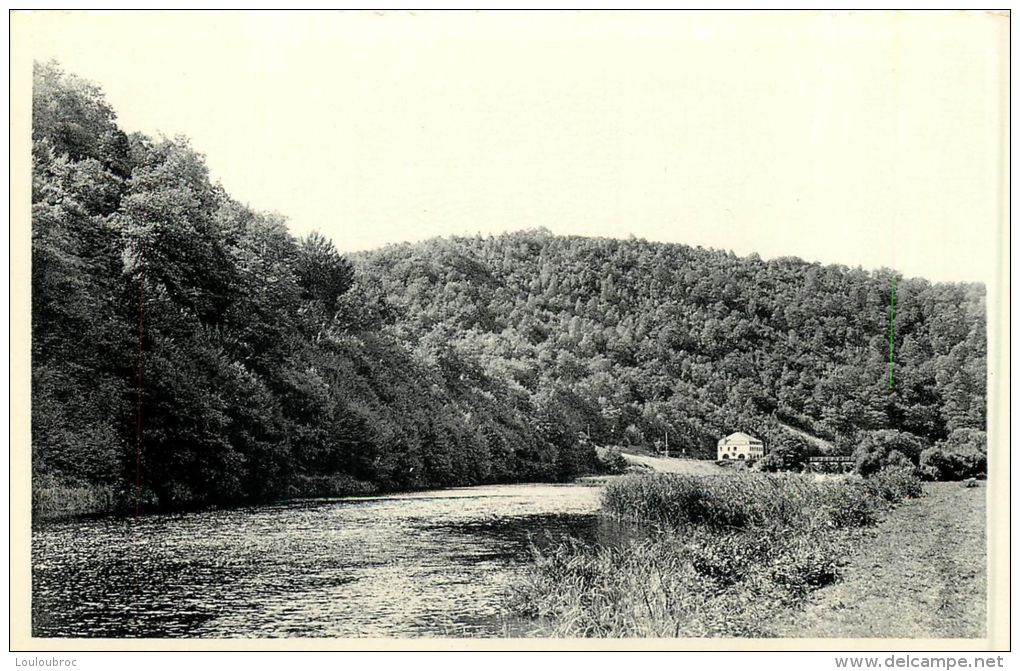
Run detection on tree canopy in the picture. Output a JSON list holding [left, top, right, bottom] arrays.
[[353, 230, 986, 462], [31, 62, 988, 514]]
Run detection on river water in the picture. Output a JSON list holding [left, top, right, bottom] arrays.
[[33, 483, 634, 638]]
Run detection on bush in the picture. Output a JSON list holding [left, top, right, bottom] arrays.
[[595, 446, 629, 474], [853, 430, 928, 477], [821, 482, 882, 528], [753, 440, 809, 472], [759, 421, 817, 454], [861, 465, 924, 503], [33, 484, 123, 520], [919, 429, 987, 481], [288, 474, 379, 498]]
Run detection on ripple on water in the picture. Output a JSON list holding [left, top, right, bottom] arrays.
[[33, 483, 622, 638]]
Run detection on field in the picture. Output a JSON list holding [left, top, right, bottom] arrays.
[[619, 451, 728, 475], [505, 469, 985, 638]]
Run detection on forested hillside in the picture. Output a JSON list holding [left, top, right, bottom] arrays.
[[31, 63, 987, 516], [353, 231, 986, 462], [31, 63, 594, 516]]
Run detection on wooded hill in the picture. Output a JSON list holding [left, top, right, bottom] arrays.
[[30, 63, 987, 514], [353, 230, 986, 459]]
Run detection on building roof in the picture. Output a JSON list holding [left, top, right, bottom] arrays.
[[719, 432, 761, 444]]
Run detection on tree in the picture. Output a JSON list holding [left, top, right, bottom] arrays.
[[31, 63, 135, 499], [755, 443, 808, 472], [295, 231, 355, 310], [32, 61, 126, 169]]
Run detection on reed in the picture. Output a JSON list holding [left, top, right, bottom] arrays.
[[506, 524, 848, 637], [32, 485, 120, 521], [507, 470, 923, 637], [601, 472, 895, 531]]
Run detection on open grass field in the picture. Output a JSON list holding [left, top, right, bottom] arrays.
[[768, 481, 986, 638], [620, 452, 727, 476]]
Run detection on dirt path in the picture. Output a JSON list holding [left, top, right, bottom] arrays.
[[770, 481, 987, 638]]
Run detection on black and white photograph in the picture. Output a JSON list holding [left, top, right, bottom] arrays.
[[11, 10, 1009, 651]]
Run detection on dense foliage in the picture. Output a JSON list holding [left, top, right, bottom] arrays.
[[919, 429, 988, 481], [31, 63, 589, 516], [353, 231, 987, 464], [31, 63, 988, 516], [755, 443, 810, 473]]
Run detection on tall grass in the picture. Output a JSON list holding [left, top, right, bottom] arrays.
[[507, 526, 849, 637], [506, 470, 923, 637], [601, 473, 883, 530], [32, 485, 120, 521]]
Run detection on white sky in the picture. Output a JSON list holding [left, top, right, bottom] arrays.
[[14, 11, 1008, 283]]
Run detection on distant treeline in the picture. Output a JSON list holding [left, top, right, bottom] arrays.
[[353, 231, 986, 462], [31, 62, 987, 515]]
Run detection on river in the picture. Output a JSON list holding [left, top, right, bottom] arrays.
[[32, 482, 636, 638]]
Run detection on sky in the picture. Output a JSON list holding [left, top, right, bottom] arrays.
[[14, 11, 1008, 284]]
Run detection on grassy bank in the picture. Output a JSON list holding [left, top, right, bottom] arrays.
[[505, 470, 924, 637], [769, 481, 986, 638], [32, 485, 125, 521]]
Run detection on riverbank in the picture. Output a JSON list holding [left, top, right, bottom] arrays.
[[28, 452, 752, 522], [504, 469, 932, 637], [31, 484, 126, 521], [767, 480, 986, 638], [31, 473, 589, 523]]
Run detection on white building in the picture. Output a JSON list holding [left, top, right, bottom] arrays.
[[717, 432, 764, 461]]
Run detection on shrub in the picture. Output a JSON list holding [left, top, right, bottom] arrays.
[[854, 430, 928, 476], [919, 429, 987, 481], [765, 527, 844, 594], [887, 449, 915, 469], [32, 484, 127, 520], [820, 482, 881, 528], [595, 446, 629, 475], [288, 473, 379, 498], [755, 445, 807, 472], [862, 465, 924, 502], [554, 440, 600, 481]]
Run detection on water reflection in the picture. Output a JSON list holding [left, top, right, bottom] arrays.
[[32, 483, 634, 638]]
